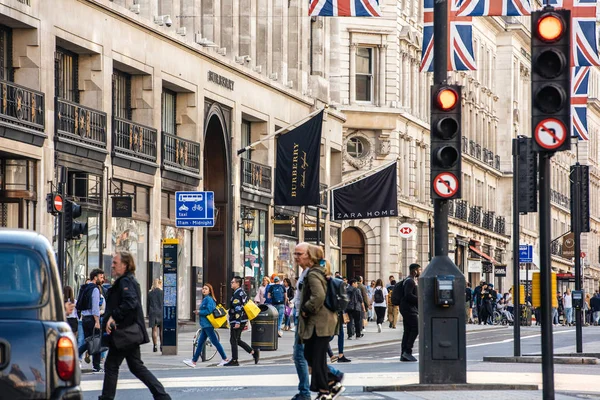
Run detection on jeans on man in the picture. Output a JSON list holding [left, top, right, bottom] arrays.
[[593, 311, 600, 324], [565, 307, 573, 324], [274, 303, 285, 332], [78, 315, 101, 369]]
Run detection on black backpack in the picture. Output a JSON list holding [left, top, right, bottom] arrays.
[[324, 276, 350, 313], [391, 278, 408, 306], [374, 288, 384, 303]]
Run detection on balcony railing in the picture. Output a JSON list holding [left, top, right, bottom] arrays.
[[455, 200, 468, 220], [112, 117, 157, 165], [495, 155, 501, 170], [550, 189, 570, 208], [162, 132, 200, 177], [462, 136, 469, 153], [241, 158, 272, 193], [55, 98, 107, 150], [482, 210, 495, 230], [469, 140, 476, 157], [448, 200, 455, 217], [475, 143, 482, 160], [495, 216, 506, 235], [0, 80, 44, 132], [469, 206, 482, 226], [319, 183, 328, 209]]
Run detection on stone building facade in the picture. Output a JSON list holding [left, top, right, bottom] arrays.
[[0, 0, 346, 321]]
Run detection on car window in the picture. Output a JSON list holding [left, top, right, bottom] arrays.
[[0, 248, 47, 307]]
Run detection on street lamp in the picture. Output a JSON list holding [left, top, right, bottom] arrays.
[[238, 208, 255, 235]]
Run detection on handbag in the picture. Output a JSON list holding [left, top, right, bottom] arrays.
[[284, 305, 292, 317], [243, 299, 261, 321], [85, 329, 105, 355], [112, 322, 145, 351], [212, 304, 227, 318], [207, 312, 228, 328]]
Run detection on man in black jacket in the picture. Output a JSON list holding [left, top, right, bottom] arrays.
[[99, 251, 170, 400], [224, 276, 259, 366], [400, 263, 421, 362]]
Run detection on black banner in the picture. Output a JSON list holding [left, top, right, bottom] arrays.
[[112, 196, 132, 218], [332, 163, 397, 221], [494, 265, 507, 277], [274, 111, 323, 206]]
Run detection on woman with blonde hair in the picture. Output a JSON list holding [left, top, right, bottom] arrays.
[[254, 276, 271, 304], [147, 278, 163, 352]]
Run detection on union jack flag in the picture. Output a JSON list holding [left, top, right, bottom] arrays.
[[456, 0, 531, 16], [571, 66, 590, 140], [550, 0, 600, 67], [420, 0, 476, 72], [309, 0, 381, 16]]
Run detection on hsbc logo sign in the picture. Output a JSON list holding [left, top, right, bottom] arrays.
[[399, 222, 416, 239]]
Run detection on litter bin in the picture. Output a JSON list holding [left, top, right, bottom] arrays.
[[251, 304, 279, 350]]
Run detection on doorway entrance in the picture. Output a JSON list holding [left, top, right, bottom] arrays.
[[203, 113, 230, 304], [342, 227, 365, 279]]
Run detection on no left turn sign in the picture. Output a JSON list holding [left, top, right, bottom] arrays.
[[433, 172, 459, 198], [534, 118, 567, 150]]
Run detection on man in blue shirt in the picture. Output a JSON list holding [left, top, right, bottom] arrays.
[[77, 268, 104, 372]]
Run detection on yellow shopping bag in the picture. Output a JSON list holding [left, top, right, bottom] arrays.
[[207, 312, 228, 328], [243, 299, 261, 321]]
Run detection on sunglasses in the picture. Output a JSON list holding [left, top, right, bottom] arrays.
[[293, 252, 305, 256]]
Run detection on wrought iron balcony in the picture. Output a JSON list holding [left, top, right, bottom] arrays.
[[448, 199, 455, 217], [494, 155, 501, 170], [462, 136, 469, 153], [319, 183, 328, 209], [455, 200, 469, 220], [241, 158, 272, 193], [475, 143, 482, 160], [162, 132, 200, 178], [482, 210, 495, 230], [469, 140, 476, 157], [494, 216, 506, 235], [55, 98, 107, 157], [0, 79, 44, 136], [469, 205, 482, 226], [112, 117, 158, 171]]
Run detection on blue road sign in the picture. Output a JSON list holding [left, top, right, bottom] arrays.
[[519, 244, 533, 263], [175, 191, 215, 227]]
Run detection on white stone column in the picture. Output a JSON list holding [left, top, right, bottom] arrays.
[[202, 0, 215, 42], [349, 43, 356, 104], [381, 216, 390, 280], [378, 44, 386, 107]]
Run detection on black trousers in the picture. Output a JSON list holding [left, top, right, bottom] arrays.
[[401, 312, 418, 355], [229, 322, 253, 360], [79, 315, 101, 369], [99, 345, 170, 400], [347, 310, 361, 337], [303, 331, 330, 393], [375, 306, 386, 324]]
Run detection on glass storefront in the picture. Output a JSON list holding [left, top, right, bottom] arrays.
[[330, 226, 341, 275], [273, 236, 297, 279], [239, 209, 267, 299], [66, 209, 101, 295], [161, 225, 192, 320], [0, 158, 37, 229]]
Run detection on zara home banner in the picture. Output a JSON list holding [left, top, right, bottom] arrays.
[[332, 162, 398, 221], [274, 111, 323, 206]]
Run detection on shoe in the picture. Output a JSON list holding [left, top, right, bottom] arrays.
[[393, 326, 397, 329], [389, 322, 392, 328], [218, 359, 229, 366], [92, 367, 104, 373], [223, 359, 239, 366], [84, 352, 91, 364], [278, 330, 283, 337], [253, 348, 260, 364], [330, 355, 339, 363], [347, 336, 353, 340], [401, 352, 418, 362], [338, 356, 351, 363], [160, 345, 163, 352], [357, 333, 364, 338], [183, 359, 197, 368], [330, 382, 346, 399], [316, 393, 333, 400], [153, 345, 157, 353], [290, 394, 311, 400], [378, 323, 382, 333]]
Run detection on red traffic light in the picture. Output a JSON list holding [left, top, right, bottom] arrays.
[[436, 88, 459, 111], [536, 13, 565, 43]]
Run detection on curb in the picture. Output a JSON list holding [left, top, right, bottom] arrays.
[[364, 383, 539, 392], [525, 352, 600, 359], [483, 356, 599, 365]]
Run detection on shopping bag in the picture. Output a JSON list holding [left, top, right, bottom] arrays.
[[243, 299, 261, 321], [207, 312, 228, 328]]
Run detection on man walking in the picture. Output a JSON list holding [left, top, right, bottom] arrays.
[[224, 276, 259, 366], [267, 276, 286, 337], [357, 276, 370, 330], [346, 279, 364, 339], [77, 268, 104, 372], [400, 263, 420, 362]]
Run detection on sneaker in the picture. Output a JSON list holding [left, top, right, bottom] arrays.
[[347, 336, 353, 340], [290, 394, 311, 400], [153, 345, 157, 353], [401, 352, 418, 362], [330, 382, 346, 399], [330, 355, 339, 363], [316, 393, 333, 400], [217, 359, 229, 366], [389, 322, 392, 328], [278, 330, 283, 337], [183, 359, 197, 368], [378, 323, 382, 333], [253, 348, 260, 364], [337, 356, 351, 363], [223, 359, 239, 366], [92, 367, 104, 373]]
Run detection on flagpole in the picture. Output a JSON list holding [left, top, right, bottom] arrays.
[[321, 160, 397, 194], [236, 107, 327, 156]]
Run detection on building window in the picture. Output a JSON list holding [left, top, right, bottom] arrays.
[[355, 47, 373, 102], [112, 70, 132, 120], [161, 89, 176, 135], [241, 120, 251, 160], [0, 26, 12, 81], [346, 137, 368, 158], [55, 47, 79, 102]]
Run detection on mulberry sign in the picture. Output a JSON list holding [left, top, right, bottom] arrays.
[[208, 71, 234, 91]]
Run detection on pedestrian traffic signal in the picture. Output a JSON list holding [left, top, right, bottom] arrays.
[[430, 84, 462, 200], [531, 7, 571, 153], [64, 199, 87, 240]]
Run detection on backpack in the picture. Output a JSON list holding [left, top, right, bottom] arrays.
[[324, 276, 350, 313], [76, 283, 96, 318], [391, 278, 408, 306], [270, 284, 285, 305], [374, 288, 384, 303]]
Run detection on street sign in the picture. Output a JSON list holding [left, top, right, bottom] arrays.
[[399, 222, 417, 239], [175, 191, 215, 227], [519, 244, 533, 263], [534, 118, 567, 150], [433, 172, 459, 198], [53, 194, 63, 213]]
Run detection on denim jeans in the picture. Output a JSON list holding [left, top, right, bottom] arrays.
[[594, 311, 600, 324], [552, 308, 559, 325], [192, 326, 227, 362], [274, 304, 285, 331], [565, 308, 573, 324]]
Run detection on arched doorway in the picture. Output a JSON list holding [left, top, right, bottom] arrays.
[[203, 112, 230, 304], [342, 227, 365, 279]]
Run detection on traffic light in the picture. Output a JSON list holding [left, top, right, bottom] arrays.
[[430, 84, 462, 200], [46, 192, 64, 215], [531, 7, 571, 153], [64, 199, 87, 240]]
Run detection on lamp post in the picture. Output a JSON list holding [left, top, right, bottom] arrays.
[[238, 208, 256, 288]]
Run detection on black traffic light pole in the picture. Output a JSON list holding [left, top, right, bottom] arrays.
[[57, 167, 67, 284], [511, 138, 521, 357], [571, 163, 583, 353]]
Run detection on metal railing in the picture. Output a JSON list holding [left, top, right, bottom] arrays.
[[162, 131, 200, 176], [495, 216, 506, 235], [469, 205, 482, 226], [475, 143, 482, 160], [319, 183, 328, 209], [455, 200, 468, 220], [55, 98, 107, 149], [241, 158, 272, 193], [0, 80, 44, 132], [482, 210, 495, 230], [448, 199, 455, 217], [112, 117, 157, 164]]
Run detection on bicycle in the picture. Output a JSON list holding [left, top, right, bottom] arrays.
[[192, 327, 220, 362]]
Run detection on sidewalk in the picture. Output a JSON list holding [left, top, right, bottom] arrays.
[[82, 321, 505, 372]]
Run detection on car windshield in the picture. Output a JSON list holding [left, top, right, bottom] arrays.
[[0, 248, 46, 307]]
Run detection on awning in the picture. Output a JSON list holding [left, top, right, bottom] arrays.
[[469, 245, 498, 264]]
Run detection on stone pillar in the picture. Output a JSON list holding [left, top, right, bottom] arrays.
[[202, 0, 215, 42], [256, 0, 268, 73], [378, 44, 386, 107], [349, 43, 356, 104], [221, 0, 234, 56], [286, 0, 300, 85], [239, 0, 252, 63], [381, 216, 391, 281], [329, 18, 340, 103], [272, 0, 284, 80], [179, 0, 197, 39]]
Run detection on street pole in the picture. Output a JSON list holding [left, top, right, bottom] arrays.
[[316, 207, 321, 246], [57, 166, 66, 284], [572, 163, 583, 353], [539, 153, 555, 399], [512, 138, 521, 356]]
